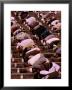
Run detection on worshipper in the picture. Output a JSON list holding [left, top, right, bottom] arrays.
[[13, 29, 31, 41], [28, 53, 49, 66], [27, 53, 49, 78], [22, 47, 41, 63], [48, 18, 61, 32], [40, 61, 60, 79], [11, 11, 61, 79], [16, 38, 36, 61], [26, 53, 60, 79], [16, 39, 35, 50], [26, 16, 60, 46]]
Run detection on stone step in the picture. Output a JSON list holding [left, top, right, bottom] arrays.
[[11, 73, 34, 79], [11, 58, 23, 63]]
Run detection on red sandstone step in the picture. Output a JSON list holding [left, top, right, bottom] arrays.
[[11, 58, 23, 63], [11, 73, 34, 79]]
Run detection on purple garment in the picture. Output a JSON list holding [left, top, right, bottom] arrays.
[[56, 48, 61, 54]]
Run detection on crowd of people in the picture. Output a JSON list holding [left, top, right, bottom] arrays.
[[11, 11, 61, 79]]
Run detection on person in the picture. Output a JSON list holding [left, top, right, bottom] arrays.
[[28, 53, 49, 66], [39, 61, 60, 79], [27, 53, 49, 78], [33, 61, 60, 79], [22, 47, 41, 63], [48, 18, 61, 33], [16, 38, 35, 51], [27, 53, 60, 79], [26, 16, 60, 46], [13, 29, 31, 41]]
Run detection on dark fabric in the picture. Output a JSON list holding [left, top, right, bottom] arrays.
[[48, 18, 56, 25], [22, 48, 29, 62], [20, 12, 28, 19], [32, 25, 50, 40]]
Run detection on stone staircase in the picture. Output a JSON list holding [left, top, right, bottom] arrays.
[[11, 11, 61, 79], [11, 44, 61, 79]]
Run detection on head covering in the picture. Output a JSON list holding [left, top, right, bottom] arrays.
[[26, 17, 37, 26]]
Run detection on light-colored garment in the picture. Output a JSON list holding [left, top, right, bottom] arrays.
[[46, 37, 59, 44], [44, 34, 59, 44], [28, 53, 49, 66], [26, 47, 40, 56], [16, 39, 35, 50], [14, 31, 30, 40], [40, 62, 60, 75], [26, 17, 36, 26]]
